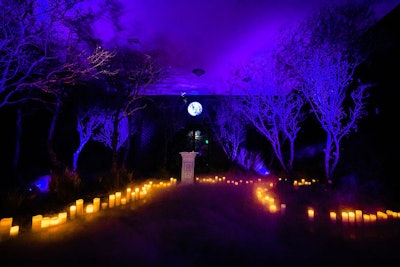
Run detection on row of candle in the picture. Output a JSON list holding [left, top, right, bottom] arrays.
[[0, 177, 178, 240], [196, 175, 271, 187]]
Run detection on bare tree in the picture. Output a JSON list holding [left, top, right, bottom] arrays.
[[98, 47, 165, 176], [210, 97, 247, 164], [275, 1, 375, 184], [72, 108, 103, 173], [232, 55, 305, 177]]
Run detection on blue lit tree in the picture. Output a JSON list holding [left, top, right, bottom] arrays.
[[0, 0, 116, 175], [275, 1, 375, 184], [97, 47, 164, 178], [232, 54, 305, 178], [210, 96, 247, 163]]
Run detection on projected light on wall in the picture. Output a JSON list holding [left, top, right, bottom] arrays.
[[187, 101, 203, 116]]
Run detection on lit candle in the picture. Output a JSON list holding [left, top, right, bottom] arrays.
[[363, 214, 370, 224], [50, 216, 59, 226], [307, 208, 315, 221], [93, 198, 100, 212], [348, 211, 355, 224], [76, 199, 84, 215], [135, 188, 140, 200], [86, 204, 94, 214], [109, 194, 115, 208], [0, 217, 13, 236], [370, 214, 377, 223], [355, 210, 363, 224], [59, 212, 67, 224], [70, 205, 77, 219], [10, 225, 19, 237], [115, 192, 121, 206], [41, 217, 50, 228], [126, 188, 131, 202], [269, 204, 277, 213], [121, 198, 127, 205], [101, 202, 108, 210], [32, 215, 43, 232], [341, 212, 349, 224], [330, 211, 337, 223]]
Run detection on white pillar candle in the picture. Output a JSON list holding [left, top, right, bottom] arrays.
[[32, 215, 43, 232], [348, 211, 355, 224], [330, 211, 337, 223], [126, 188, 131, 202], [10, 225, 19, 237], [341, 212, 349, 224], [101, 202, 108, 209], [0, 217, 13, 236], [93, 198, 100, 212], [363, 214, 370, 224], [307, 208, 315, 221], [115, 192, 121, 206], [121, 198, 126, 205], [76, 199, 84, 215], [70, 205, 77, 219], [50, 216, 59, 226], [355, 210, 363, 224], [109, 194, 115, 208], [86, 204, 94, 214], [59, 212, 67, 224], [41, 217, 50, 228]]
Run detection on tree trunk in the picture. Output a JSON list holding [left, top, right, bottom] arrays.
[[47, 94, 63, 170]]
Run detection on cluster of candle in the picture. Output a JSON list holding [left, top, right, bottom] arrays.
[[0, 178, 178, 241], [0, 217, 19, 239], [255, 186, 286, 214], [196, 175, 268, 186], [327, 209, 400, 225]]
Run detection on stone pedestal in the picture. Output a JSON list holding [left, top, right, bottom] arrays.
[[179, 151, 198, 184]]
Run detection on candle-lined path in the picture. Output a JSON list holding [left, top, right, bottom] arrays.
[[0, 176, 400, 266], [0, 178, 177, 241]]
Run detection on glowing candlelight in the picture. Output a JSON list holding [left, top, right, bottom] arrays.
[[269, 204, 277, 213], [135, 188, 140, 200], [93, 198, 100, 212], [355, 210, 363, 224], [115, 192, 121, 206], [76, 199, 84, 215], [101, 202, 108, 209], [32, 215, 43, 232], [86, 204, 94, 214], [50, 216, 59, 226], [370, 214, 377, 223], [330, 211, 337, 223], [70, 205, 77, 219], [109, 194, 115, 208], [0, 217, 13, 236], [59, 212, 67, 224], [121, 198, 127, 205], [363, 214, 370, 223], [10, 225, 19, 237], [341, 212, 349, 224], [41, 217, 50, 228], [126, 188, 131, 202], [348, 211, 355, 224], [307, 208, 315, 221]]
